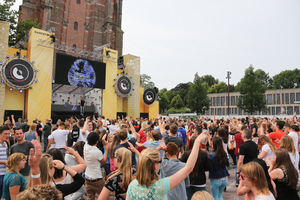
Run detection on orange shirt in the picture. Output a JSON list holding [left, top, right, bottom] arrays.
[[269, 130, 286, 148]]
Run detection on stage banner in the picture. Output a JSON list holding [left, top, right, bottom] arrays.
[[27, 28, 54, 123]]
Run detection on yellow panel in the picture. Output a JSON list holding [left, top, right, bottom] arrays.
[[148, 101, 160, 120], [27, 28, 54, 123], [4, 86, 25, 111], [8, 47, 27, 57], [117, 96, 123, 112], [102, 47, 118, 119], [140, 87, 144, 113], [0, 21, 10, 124]]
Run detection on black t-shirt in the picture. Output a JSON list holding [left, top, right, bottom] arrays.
[[250, 123, 258, 137], [105, 173, 126, 200], [11, 141, 34, 176], [113, 137, 137, 166], [80, 100, 85, 106], [239, 140, 258, 164], [36, 124, 43, 135]]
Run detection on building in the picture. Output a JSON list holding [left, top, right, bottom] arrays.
[[19, 0, 123, 55], [207, 88, 300, 116]]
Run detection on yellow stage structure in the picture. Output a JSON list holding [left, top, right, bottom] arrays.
[[0, 27, 158, 124]]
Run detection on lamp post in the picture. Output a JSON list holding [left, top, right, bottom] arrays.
[[226, 71, 231, 116]]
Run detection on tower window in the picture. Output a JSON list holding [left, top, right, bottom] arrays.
[[72, 44, 76, 52], [77, 0, 80, 4], [74, 22, 78, 30]]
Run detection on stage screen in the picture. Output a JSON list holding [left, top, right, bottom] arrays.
[[55, 53, 106, 89]]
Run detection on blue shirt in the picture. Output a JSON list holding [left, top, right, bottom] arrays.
[[3, 173, 27, 200], [178, 127, 187, 146]]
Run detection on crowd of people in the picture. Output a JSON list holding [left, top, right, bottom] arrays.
[[0, 114, 300, 200]]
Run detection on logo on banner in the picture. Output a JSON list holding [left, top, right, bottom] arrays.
[[0, 57, 37, 90], [143, 88, 156, 105]]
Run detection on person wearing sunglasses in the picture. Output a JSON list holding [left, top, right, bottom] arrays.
[[240, 162, 275, 199], [126, 132, 208, 200]]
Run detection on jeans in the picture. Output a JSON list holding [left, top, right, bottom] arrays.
[[210, 177, 228, 200], [44, 134, 49, 152], [186, 186, 206, 200], [80, 106, 84, 115], [71, 184, 86, 200], [0, 175, 4, 198], [235, 156, 239, 185]]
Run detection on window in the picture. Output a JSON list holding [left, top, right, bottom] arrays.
[[282, 94, 285, 104], [272, 107, 275, 115], [277, 94, 280, 104], [77, 0, 80, 4], [285, 93, 289, 104], [267, 94, 272, 105], [287, 106, 293, 115], [238, 108, 242, 115], [273, 94, 276, 105], [72, 44, 76, 52], [74, 22, 78, 30], [211, 108, 214, 115], [221, 97, 225, 106], [294, 106, 299, 115], [218, 108, 221, 115], [231, 96, 236, 106], [290, 93, 295, 104], [216, 97, 220, 106], [235, 108, 237, 115], [276, 107, 281, 115], [213, 97, 215, 106], [296, 93, 300, 101], [222, 108, 225, 115]]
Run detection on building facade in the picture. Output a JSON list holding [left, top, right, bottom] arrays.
[[19, 0, 123, 55], [207, 88, 300, 116]]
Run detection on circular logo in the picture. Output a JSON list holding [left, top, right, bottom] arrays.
[[2, 58, 35, 88], [143, 88, 156, 105], [117, 76, 132, 95]]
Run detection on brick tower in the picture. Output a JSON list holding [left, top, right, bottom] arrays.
[[19, 0, 123, 55]]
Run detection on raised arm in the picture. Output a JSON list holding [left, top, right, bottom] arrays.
[[168, 133, 207, 190], [28, 140, 42, 187], [157, 113, 166, 134]]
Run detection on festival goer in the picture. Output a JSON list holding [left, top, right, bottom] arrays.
[[257, 135, 275, 166], [2, 153, 27, 200], [98, 147, 134, 200], [16, 184, 63, 200], [208, 137, 229, 200], [25, 123, 37, 142], [160, 142, 190, 200], [269, 121, 286, 148], [42, 119, 52, 152], [279, 135, 299, 173], [126, 132, 208, 199], [240, 162, 275, 199], [181, 136, 209, 199], [268, 148, 299, 200], [0, 125, 10, 199]]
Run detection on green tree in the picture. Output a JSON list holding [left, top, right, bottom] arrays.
[[158, 88, 170, 113], [171, 94, 184, 109], [237, 65, 266, 114], [14, 19, 40, 48], [0, 0, 19, 46], [255, 69, 273, 89], [273, 69, 300, 89], [171, 82, 191, 105], [140, 73, 155, 88], [208, 82, 227, 93], [187, 73, 210, 115], [199, 75, 219, 87]]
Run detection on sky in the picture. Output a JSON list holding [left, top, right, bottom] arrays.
[[4, 0, 300, 90]]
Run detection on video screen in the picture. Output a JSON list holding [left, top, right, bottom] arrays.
[[55, 53, 106, 89]]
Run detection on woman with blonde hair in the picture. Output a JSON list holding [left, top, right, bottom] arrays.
[[25, 123, 37, 141], [126, 132, 208, 199], [99, 147, 133, 200], [258, 135, 276, 166], [137, 121, 148, 152], [191, 191, 213, 200], [16, 184, 63, 200], [3, 153, 27, 200], [240, 162, 275, 199], [279, 135, 299, 172], [269, 148, 299, 200]]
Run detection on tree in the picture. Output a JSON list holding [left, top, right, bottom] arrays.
[[273, 69, 300, 89], [255, 69, 273, 89], [159, 88, 170, 113], [140, 73, 155, 88], [187, 73, 210, 115], [237, 65, 266, 114], [208, 82, 228, 93], [0, 0, 19, 46], [199, 75, 219, 87], [14, 19, 40, 48], [171, 94, 184, 109], [171, 82, 191, 105]]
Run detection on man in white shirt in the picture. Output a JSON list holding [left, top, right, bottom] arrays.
[[288, 125, 299, 152], [82, 120, 94, 143], [84, 132, 109, 200], [51, 122, 70, 156]]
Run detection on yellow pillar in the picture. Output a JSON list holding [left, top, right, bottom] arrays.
[[102, 48, 118, 119], [27, 28, 54, 123], [0, 21, 10, 125]]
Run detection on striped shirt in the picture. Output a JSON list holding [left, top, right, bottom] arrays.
[[0, 142, 8, 175]]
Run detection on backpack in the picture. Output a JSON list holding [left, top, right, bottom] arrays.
[[71, 125, 80, 142]]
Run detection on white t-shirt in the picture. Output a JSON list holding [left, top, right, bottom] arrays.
[[255, 193, 275, 200], [288, 132, 298, 152], [288, 152, 299, 172], [52, 129, 69, 149], [108, 125, 118, 133], [81, 130, 90, 143], [84, 143, 103, 179], [48, 135, 55, 150], [262, 144, 274, 165]]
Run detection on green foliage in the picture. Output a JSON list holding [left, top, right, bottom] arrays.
[[14, 19, 40, 48], [208, 82, 227, 93], [171, 94, 184, 109], [0, 0, 19, 46], [159, 89, 170, 113], [199, 75, 219, 87], [171, 83, 191, 105], [273, 69, 300, 89], [255, 69, 273, 89], [237, 65, 266, 114], [168, 107, 191, 114], [140, 73, 155, 88], [187, 73, 210, 115]]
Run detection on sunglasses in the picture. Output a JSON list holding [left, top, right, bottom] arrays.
[[240, 174, 245, 180], [157, 160, 162, 164]]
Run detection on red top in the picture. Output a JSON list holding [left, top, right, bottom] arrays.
[[137, 130, 146, 152], [234, 132, 244, 156], [269, 130, 286, 148]]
